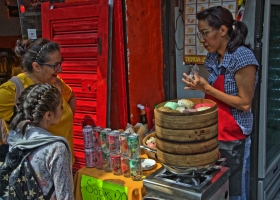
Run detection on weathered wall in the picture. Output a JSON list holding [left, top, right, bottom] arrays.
[[0, 0, 21, 37], [125, 0, 164, 125], [0, 0, 21, 48], [62, 0, 165, 127]]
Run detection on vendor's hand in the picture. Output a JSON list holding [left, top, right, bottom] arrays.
[[182, 72, 208, 92]]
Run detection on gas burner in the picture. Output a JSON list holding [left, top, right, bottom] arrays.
[[143, 158, 230, 200], [155, 166, 221, 190]]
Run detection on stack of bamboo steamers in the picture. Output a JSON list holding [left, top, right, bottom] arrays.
[[154, 98, 219, 167]]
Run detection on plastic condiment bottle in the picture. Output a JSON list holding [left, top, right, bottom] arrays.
[[137, 104, 147, 125]]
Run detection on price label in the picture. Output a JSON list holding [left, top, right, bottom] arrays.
[[81, 174, 128, 200]]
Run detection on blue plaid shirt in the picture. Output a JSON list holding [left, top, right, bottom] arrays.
[[204, 46, 259, 135]]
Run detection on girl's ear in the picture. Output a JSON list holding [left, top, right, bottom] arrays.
[[44, 111, 52, 120]]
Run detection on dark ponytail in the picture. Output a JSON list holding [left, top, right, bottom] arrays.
[[196, 6, 251, 53], [227, 20, 251, 53]]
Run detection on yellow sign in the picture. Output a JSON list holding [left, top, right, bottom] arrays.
[[184, 56, 206, 64], [81, 174, 128, 200]]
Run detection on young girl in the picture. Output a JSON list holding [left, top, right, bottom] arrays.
[[7, 83, 74, 199]]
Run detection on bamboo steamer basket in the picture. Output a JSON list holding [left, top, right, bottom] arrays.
[[156, 146, 219, 167], [154, 98, 218, 130], [156, 136, 218, 155], [155, 123, 217, 142], [154, 98, 219, 167]]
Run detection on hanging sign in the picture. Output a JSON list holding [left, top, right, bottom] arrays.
[[183, 0, 239, 64], [81, 174, 128, 200], [27, 29, 37, 40]]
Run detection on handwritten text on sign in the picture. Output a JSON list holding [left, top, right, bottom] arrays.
[[81, 174, 128, 200]]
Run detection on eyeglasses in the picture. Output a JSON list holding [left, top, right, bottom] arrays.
[[196, 29, 213, 40], [37, 59, 64, 71]]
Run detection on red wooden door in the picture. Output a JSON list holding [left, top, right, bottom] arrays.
[[41, 0, 108, 174]]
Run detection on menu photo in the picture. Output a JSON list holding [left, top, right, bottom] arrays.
[[197, 0, 208, 3], [185, 35, 196, 46], [210, 2, 222, 7], [185, 25, 196, 34], [185, 15, 197, 25], [210, 0, 222, 2], [185, 4, 196, 14], [185, 46, 196, 55], [222, 1, 236, 12], [197, 3, 208, 13], [185, 0, 196, 4]]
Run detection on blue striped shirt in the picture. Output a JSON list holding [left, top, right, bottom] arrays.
[[204, 46, 259, 135]]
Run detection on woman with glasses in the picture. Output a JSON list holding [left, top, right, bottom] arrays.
[[0, 38, 76, 164], [182, 6, 259, 200]]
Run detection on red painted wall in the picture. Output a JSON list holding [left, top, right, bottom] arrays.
[[125, 0, 164, 125]]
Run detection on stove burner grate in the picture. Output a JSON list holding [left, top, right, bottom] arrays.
[[155, 166, 221, 190]]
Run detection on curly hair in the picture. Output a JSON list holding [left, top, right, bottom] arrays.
[[10, 83, 62, 133], [196, 6, 251, 53], [14, 38, 60, 73]]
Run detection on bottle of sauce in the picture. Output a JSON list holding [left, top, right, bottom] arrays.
[[137, 104, 147, 125]]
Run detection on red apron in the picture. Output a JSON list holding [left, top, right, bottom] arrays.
[[205, 67, 246, 196], [205, 68, 245, 141]]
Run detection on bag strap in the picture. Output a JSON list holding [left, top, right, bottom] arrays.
[[23, 147, 55, 199], [10, 76, 24, 104], [25, 151, 55, 199], [1, 77, 23, 142], [4, 77, 24, 126]]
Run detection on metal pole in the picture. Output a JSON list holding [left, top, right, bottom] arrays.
[[107, 0, 114, 128]]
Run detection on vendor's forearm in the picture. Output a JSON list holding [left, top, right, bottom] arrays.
[[204, 85, 252, 112]]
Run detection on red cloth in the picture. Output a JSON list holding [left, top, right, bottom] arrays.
[[205, 75, 245, 141]]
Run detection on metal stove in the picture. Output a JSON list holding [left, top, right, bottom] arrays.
[[143, 160, 230, 200]]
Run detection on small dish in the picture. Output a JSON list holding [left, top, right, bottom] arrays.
[[141, 158, 156, 171]]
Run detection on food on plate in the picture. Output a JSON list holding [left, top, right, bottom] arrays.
[[164, 102, 178, 110], [194, 103, 213, 109], [177, 99, 194, 109], [197, 106, 211, 111], [146, 136, 156, 149]]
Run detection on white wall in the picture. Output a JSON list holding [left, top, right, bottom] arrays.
[[175, 8, 209, 99]]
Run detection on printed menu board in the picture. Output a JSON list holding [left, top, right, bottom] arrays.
[[184, 0, 238, 64]]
